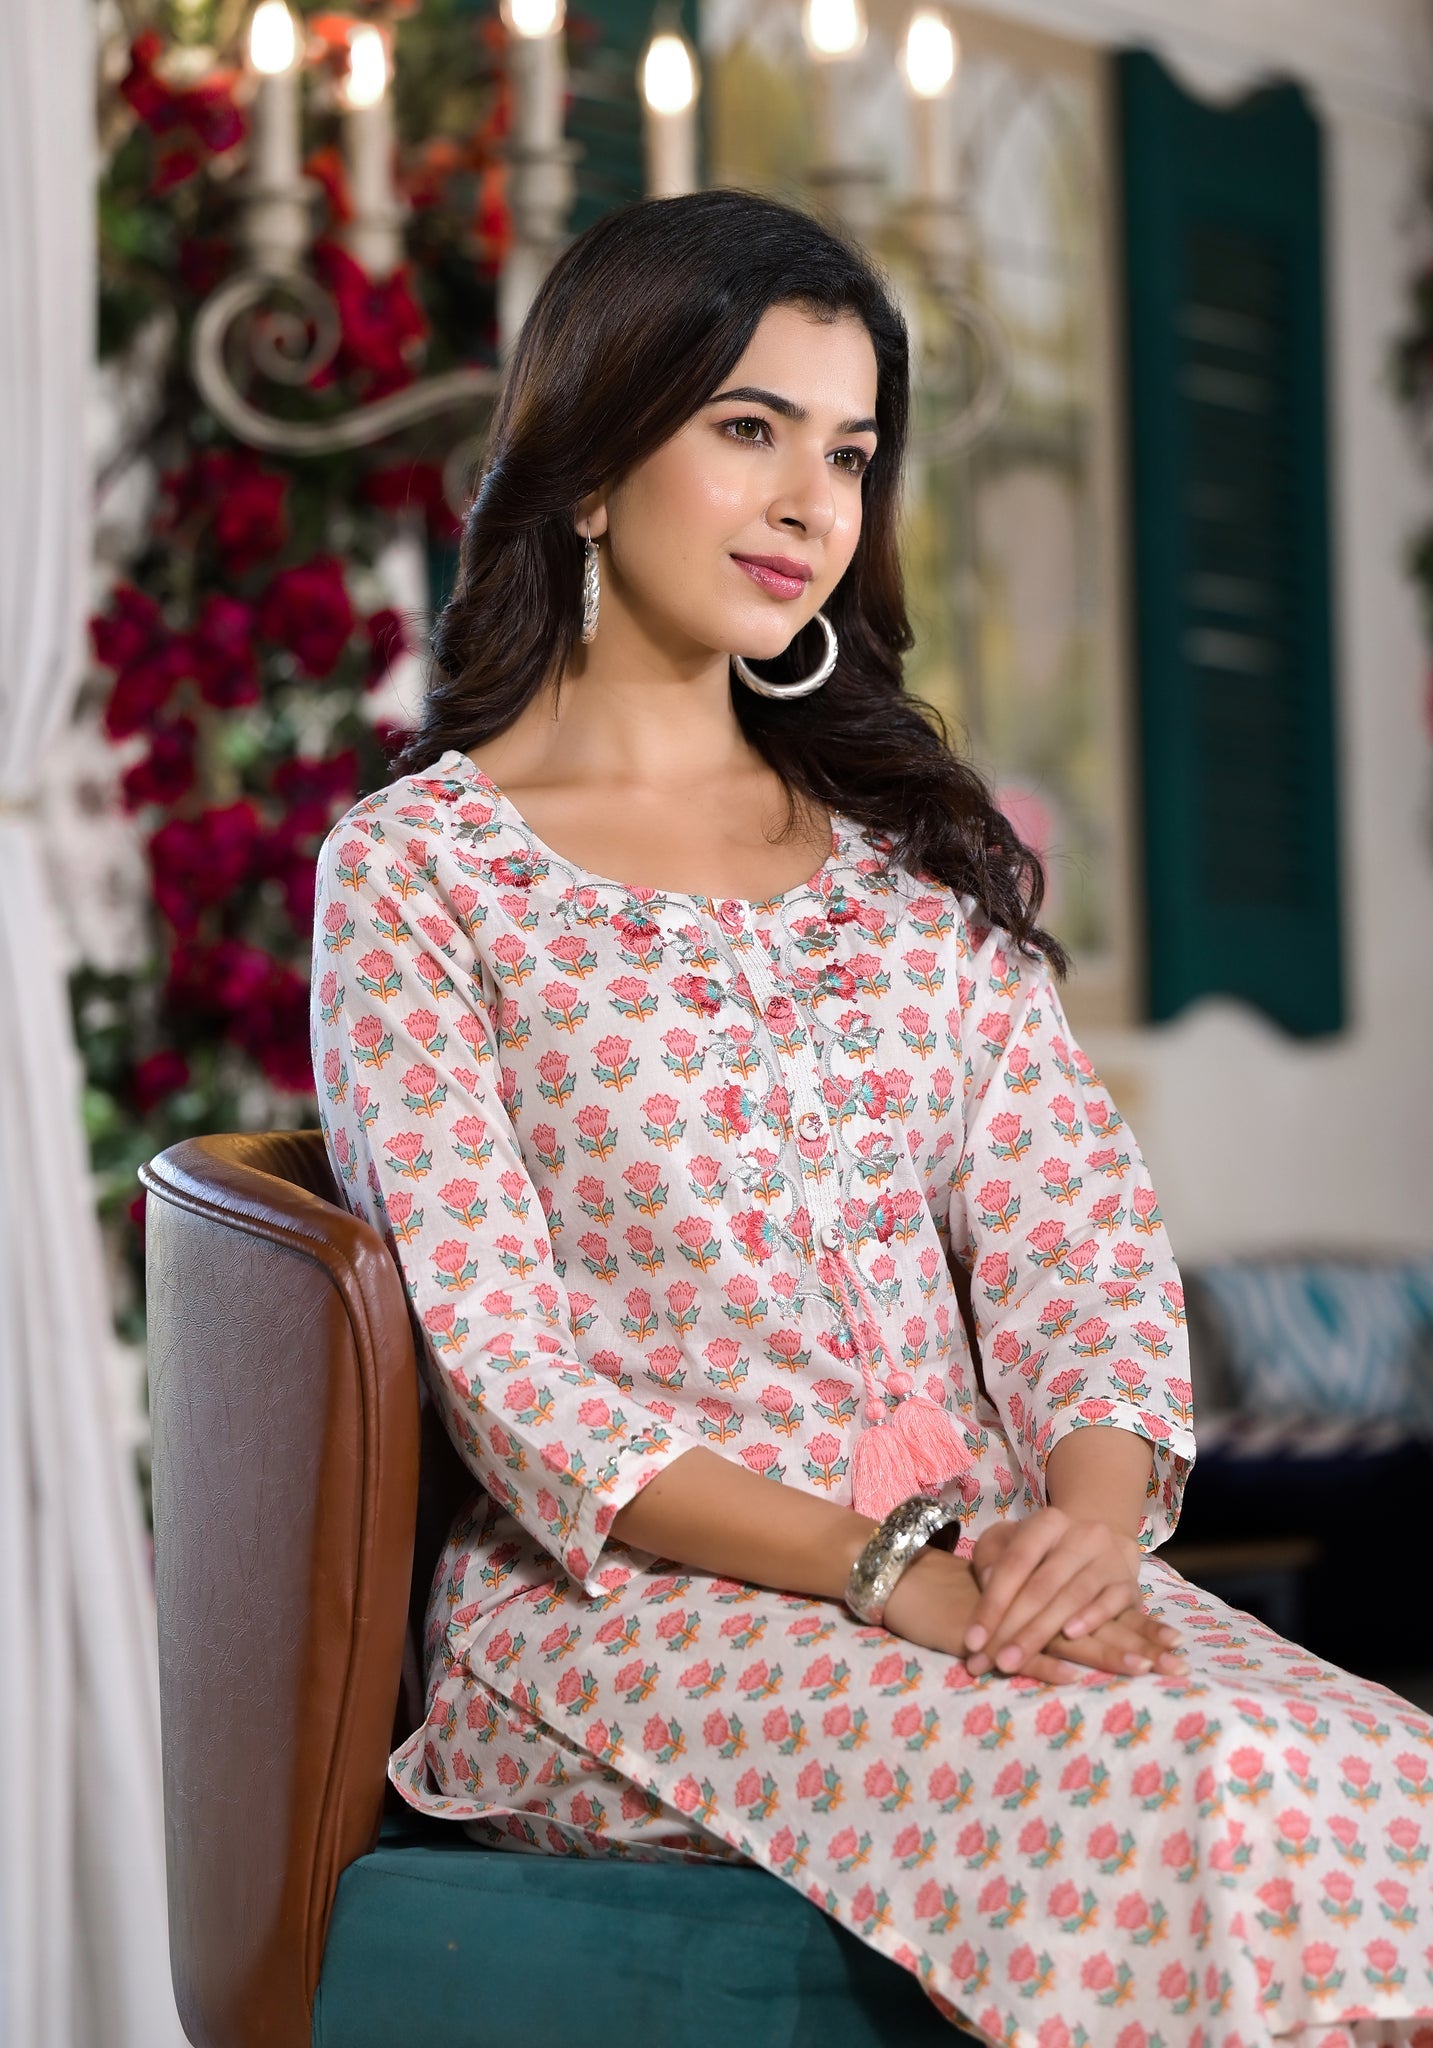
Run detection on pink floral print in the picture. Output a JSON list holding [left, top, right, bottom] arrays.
[[311, 749, 1433, 2047]]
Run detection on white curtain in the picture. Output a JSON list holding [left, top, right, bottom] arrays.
[[0, 2, 184, 2043]]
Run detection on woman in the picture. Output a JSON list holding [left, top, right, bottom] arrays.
[[311, 189, 1433, 2046]]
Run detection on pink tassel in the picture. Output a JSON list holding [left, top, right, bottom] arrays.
[[849, 1397, 974, 1521], [850, 1419, 927, 1521], [892, 1394, 974, 1489], [831, 1240, 975, 1522]]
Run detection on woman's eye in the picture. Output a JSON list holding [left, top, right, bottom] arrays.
[[719, 417, 869, 474]]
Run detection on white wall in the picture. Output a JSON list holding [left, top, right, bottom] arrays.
[[982, 0, 1433, 1261]]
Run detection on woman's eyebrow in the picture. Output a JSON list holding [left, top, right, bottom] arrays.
[[705, 384, 879, 437]]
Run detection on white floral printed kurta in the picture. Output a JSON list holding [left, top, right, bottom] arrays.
[[311, 748, 1433, 2048]]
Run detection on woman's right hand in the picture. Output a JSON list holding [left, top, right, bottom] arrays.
[[880, 1546, 1174, 1686]]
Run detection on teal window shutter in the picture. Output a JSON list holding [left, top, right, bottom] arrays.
[[1116, 49, 1343, 1035]]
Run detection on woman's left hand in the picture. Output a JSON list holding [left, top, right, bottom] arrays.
[[961, 1508, 1185, 1677]]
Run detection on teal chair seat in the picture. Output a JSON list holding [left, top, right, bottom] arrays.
[[316, 1812, 968, 2048]]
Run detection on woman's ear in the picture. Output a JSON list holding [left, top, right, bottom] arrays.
[[574, 490, 610, 541]]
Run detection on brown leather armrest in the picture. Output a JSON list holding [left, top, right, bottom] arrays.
[[140, 1132, 420, 2048]]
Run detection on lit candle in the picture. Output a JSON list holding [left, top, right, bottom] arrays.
[[498, 0, 572, 356], [245, 1, 308, 271], [502, 0, 566, 156], [802, 0, 883, 237], [640, 29, 699, 197], [804, 0, 866, 165], [902, 7, 959, 206], [804, 0, 867, 61], [248, 0, 299, 187], [342, 23, 402, 278]]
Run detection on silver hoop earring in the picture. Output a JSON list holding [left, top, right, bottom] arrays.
[[580, 521, 600, 643], [731, 609, 838, 699]]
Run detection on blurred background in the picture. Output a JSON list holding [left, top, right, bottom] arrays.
[[4, 0, 1433, 2040]]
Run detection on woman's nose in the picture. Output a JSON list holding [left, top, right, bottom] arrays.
[[769, 449, 837, 538]]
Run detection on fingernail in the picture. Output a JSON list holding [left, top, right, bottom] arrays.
[[997, 1644, 1023, 1671], [1126, 1654, 1151, 1672], [966, 1626, 986, 1652], [1064, 1618, 1085, 1637], [967, 1653, 989, 1675]]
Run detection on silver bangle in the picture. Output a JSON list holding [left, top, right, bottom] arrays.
[[844, 1493, 965, 1626]]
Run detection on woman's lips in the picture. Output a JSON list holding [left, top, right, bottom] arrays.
[[732, 556, 809, 601]]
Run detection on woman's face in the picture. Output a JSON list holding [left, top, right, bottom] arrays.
[[587, 301, 881, 666]]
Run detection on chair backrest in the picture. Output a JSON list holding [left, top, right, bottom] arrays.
[[140, 1130, 423, 2048]]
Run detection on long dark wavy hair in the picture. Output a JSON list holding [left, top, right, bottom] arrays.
[[391, 187, 1068, 972]]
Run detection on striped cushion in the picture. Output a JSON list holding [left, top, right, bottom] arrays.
[[1195, 1260, 1433, 1427]]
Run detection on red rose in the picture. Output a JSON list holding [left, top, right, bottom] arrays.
[[304, 142, 353, 225], [359, 457, 462, 541], [92, 584, 164, 672], [271, 748, 360, 838], [270, 838, 319, 932], [130, 1048, 191, 1116], [211, 467, 289, 573], [232, 960, 314, 1093], [176, 235, 232, 300], [191, 593, 259, 708], [257, 554, 355, 677], [172, 70, 245, 157], [119, 34, 222, 142], [261, 754, 358, 935], [102, 641, 193, 740], [166, 938, 261, 1018], [120, 715, 198, 812], [120, 32, 246, 190], [311, 239, 430, 399], [118, 30, 172, 130], [148, 801, 263, 934], [91, 583, 195, 740], [160, 450, 289, 571], [151, 146, 205, 194], [366, 606, 409, 687], [164, 938, 310, 1091]]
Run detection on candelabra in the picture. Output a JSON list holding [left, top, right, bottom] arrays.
[[193, 1, 995, 498], [193, 1, 702, 511], [803, 0, 1009, 460], [193, 1, 562, 509]]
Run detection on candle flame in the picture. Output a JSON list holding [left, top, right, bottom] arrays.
[[501, 0, 566, 37], [642, 33, 696, 116], [802, 0, 866, 60], [345, 24, 389, 110], [903, 8, 958, 99], [248, 0, 298, 76]]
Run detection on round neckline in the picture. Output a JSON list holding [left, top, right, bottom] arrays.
[[431, 747, 849, 914]]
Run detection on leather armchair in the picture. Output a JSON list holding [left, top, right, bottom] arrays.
[[139, 1130, 973, 2048], [140, 1130, 424, 2048]]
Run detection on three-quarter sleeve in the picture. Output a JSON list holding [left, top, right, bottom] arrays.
[[947, 912, 1197, 1550], [310, 814, 705, 1596]]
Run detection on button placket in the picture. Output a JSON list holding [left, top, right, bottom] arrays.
[[734, 931, 844, 1256]]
